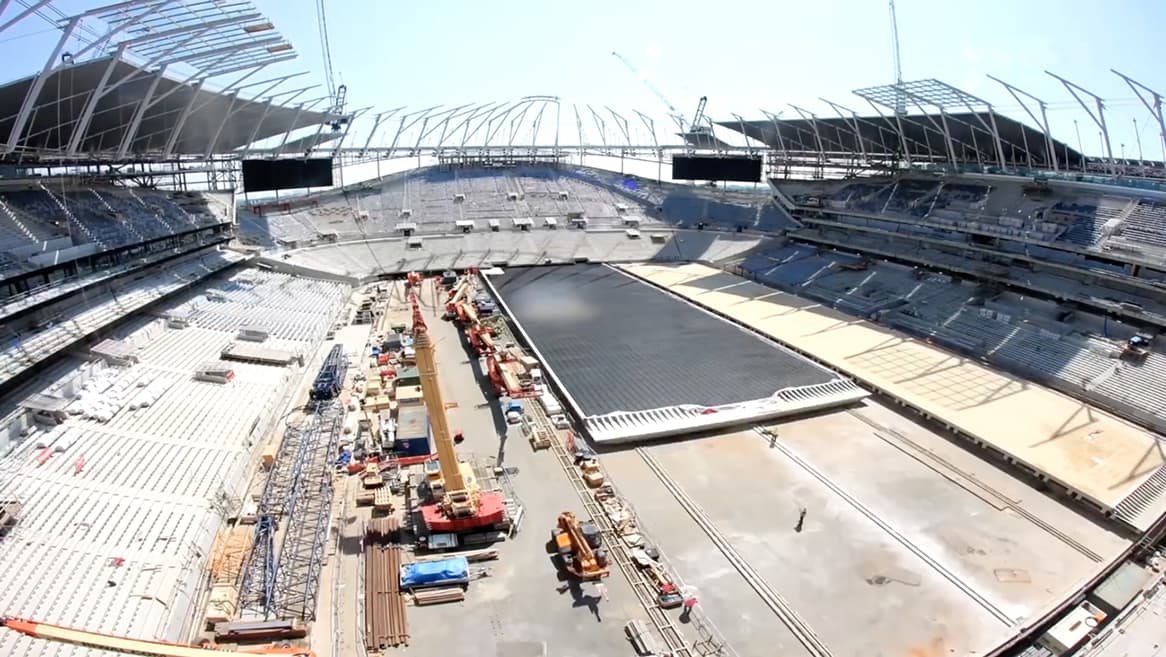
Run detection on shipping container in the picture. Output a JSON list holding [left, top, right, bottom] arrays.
[[396, 367, 421, 388], [396, 406, 430, 442], [396, 384, 423, 406], [539, 393, 563, 416]]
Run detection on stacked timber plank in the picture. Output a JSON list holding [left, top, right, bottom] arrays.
[[366, 517, 408, 650], [205, 526, 254, 624]]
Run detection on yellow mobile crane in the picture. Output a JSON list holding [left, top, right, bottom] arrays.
[[410, 289, 506, 532]]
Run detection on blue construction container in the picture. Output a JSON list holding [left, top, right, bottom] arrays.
[[396, 436, 432, 457], [394, 406, 431, 457]]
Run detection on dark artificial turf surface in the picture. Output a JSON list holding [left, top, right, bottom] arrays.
[[491, 264, 834, 416]]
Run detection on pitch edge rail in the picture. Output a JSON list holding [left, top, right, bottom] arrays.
[[751, 427, 1017, 627], [637, 448, 835, 657]]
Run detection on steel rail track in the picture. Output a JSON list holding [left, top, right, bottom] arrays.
[[637, 447, 835, 657], [750, 427, 1017, 626], [845, 408, 1105, 563]]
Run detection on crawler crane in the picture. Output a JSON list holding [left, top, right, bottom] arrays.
[[410, 291, 507, 532]]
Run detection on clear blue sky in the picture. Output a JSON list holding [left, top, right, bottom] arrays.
[[2, 0, 1165, 158]]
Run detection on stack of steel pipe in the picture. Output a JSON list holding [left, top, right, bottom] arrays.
[[365, 545, 408, 649]]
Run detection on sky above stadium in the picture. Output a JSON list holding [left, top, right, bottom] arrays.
[[1, 0, 1164, 160]]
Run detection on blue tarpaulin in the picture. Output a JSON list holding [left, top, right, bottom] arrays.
[[400, 556, 469, 588]]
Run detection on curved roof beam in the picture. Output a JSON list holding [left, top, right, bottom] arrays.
[[485, 99, 528, 148], [456, 102, 503, 150], [463, 103, 508, 149]]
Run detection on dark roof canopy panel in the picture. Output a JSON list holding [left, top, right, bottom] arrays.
[[719, 112, 1084, 171], [0, 56, 339, 161]]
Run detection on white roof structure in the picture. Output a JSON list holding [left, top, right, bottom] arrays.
[[0, 0, 343, 162]]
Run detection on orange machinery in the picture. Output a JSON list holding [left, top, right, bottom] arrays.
[[409, 291, 507, 533], [445, 275, 496, 356], [1, 617, 315, 657], [484, 352, 538, 398], [551, 512, 610, 581]]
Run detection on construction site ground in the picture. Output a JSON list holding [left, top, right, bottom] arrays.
[[598, 399, 1132, 657], [312, 280, 653, 657]]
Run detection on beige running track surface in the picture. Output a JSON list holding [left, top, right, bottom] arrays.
[[621, 262, 1166, 529]]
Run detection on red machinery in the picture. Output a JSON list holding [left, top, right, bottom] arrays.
[[409, 291, 507, 533]]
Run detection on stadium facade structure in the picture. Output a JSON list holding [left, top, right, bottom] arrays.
[[0, 2, 1165, 657]]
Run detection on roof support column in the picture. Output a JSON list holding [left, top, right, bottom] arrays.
[[331, 107, 367, 159], [937, 109, 958, 169], [275, 99, 323, 157], [821, 99, 869, 164], [1046, 71, 1114, 172], [572, 105, 585, 162], [634, 110, 662, 183], [116, 65, 167, 158], [4, 16, 80, 154], [240, 86, 314, 159], [987, 75, 1057, 171], [359, 111, 391, 157], [790, 105, 827, 165], [760, 110, 788, 162], [730, 113, 753, 156], [66, 44, 128, 156], [1113, 70, 1166, 165], [984, 107, 1008, 171]]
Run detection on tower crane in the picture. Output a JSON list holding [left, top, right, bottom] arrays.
[[888, 0, 905, 116], [611, 51, 688, 133], [611, 51, 713, 144], [316, 0, 348, 131], [409, 288, 507, 533]]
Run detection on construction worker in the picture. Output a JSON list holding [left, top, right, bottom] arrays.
[[681, 595, 698, 621]]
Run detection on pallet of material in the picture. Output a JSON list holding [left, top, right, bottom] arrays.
[[221, 341, 299, 366], [412, 587, 466, 606], [355, 492, 375, 507], [204, 584, 239, 624], [373, 488, 394, 511]]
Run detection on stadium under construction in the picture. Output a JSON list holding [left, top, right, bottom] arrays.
[[0, 2, 1164, 657]]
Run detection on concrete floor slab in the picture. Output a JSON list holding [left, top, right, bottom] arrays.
[[621, 262, 1166, 528], [598, 398, 1132, 657]]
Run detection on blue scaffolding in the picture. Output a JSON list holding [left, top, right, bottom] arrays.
[[239, 400, 343, 619]]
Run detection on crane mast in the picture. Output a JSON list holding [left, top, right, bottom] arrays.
[[889, 0, 905, 116], [410, 292, 477, 516], [611, 51, 688, 132]]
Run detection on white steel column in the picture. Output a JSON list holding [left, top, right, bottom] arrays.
[[66, 44, 128, 155], [240, 86, 315, 159], [1113, 70, 1166, 165], [116, 65, 167, 158], [1046, 71, 1114, 171], [987, 75, 1057, 171], [4, 16, 80, 154]]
